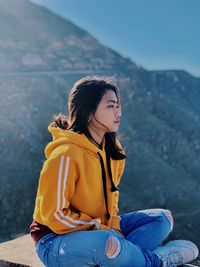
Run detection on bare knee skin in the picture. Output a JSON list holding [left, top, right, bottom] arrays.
[[106, 236, 121, 259], [163, 209, 174, 231]]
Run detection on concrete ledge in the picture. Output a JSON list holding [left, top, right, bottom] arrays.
[[0, 234, 44, 267]]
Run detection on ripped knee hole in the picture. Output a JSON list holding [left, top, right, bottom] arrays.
[[106, 236, 121, 259], [163, 210, 174, 230]]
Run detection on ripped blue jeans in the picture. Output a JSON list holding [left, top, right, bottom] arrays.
[[35, 208, 174, 266]]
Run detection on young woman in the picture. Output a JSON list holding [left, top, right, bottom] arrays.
[[30, 76, 199, 267]]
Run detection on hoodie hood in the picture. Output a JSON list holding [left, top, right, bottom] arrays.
[[45, 125, 103, 158]]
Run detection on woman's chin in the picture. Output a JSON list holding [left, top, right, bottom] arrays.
[[109, 127, 119, 133]]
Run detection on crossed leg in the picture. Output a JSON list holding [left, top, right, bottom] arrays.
[[120, 208, 174, 251]]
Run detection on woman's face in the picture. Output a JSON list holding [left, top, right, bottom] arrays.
[[90, 90, 121, 133]]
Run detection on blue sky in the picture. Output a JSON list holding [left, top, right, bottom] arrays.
[[31, 0, 200, 77]]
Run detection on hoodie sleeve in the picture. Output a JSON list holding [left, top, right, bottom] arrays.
[[35, 153, 105, 234], [110, 158, 126, 231]]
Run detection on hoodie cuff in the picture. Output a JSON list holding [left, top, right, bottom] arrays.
[[110, 215, 121, 231]]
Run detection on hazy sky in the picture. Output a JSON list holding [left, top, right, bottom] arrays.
[[31, 0, 200, 77]]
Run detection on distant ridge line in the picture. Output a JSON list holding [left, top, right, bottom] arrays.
[[0, 70, 119, 77]]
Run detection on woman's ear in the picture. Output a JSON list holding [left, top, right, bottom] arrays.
[[88, 112, 94, 123], [88, 114, 92, 123]]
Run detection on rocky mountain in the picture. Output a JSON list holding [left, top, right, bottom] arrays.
[[0, 0, 200, 248], [0, 0, 139, 72]]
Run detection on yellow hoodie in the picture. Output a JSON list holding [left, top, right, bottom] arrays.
[[33, 125, 125, 234]]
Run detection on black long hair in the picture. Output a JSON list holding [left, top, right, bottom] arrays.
[[51, 75, 126, 160]]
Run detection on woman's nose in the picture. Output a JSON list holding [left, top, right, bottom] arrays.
[[115, 110, 121, 119]]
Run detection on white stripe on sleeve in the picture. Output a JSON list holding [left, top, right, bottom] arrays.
[[62, 156, 70, 209], [56, 155, 65, 211]]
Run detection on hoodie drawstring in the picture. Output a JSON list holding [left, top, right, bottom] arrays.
[[97, 152, 118, 220], [105, 149, 119, 192]]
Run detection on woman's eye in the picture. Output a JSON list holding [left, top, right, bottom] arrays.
[[107, 105, 120, 109]]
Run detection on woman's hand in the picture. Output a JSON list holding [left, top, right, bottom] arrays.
[[92, 218, 101, 229]]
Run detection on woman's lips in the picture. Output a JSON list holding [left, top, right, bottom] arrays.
[[114, 120, 120, 124]]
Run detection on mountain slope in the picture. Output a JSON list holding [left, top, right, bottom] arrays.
[[0, 0, 139, 72]]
